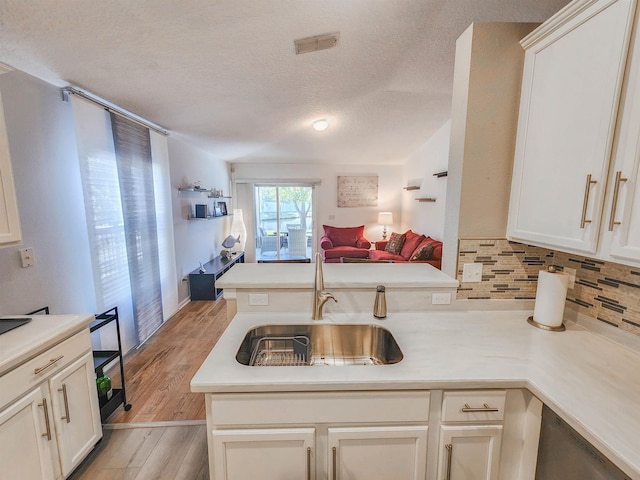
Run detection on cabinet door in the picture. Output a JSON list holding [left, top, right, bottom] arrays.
[[0, 386, 55, 480], [0, 89, 21, 246], [508, 0, 636, 253], [211, 428, 315, 480], [605, 10, 640, 263], [328, 425, 428, 480], [49, 352, 102, 477], [438, 425, 502, 480]]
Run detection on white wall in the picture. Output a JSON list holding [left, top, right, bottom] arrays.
[[231, 162, 404, 257], [168, 136, 231, 304], [0, 70, 97, 315], [443, 23, 537, 276], [401, 120, 450, 240]]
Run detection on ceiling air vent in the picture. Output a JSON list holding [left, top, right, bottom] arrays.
[[295, 33, 340, 55]]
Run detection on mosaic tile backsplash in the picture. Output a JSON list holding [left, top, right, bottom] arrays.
[[457, 239, 640, 337]]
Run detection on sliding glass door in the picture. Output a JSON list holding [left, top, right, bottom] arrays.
[[255, 185, 313, 261]]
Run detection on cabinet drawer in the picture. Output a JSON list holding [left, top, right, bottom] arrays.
[[442, 390, 506, 423], [0, 329, 91, 410], [210, 390, 430, 426]]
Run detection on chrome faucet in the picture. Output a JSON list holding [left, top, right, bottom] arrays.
[[312, 252, 337, 320]]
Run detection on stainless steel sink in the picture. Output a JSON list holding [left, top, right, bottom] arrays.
[[236, 324, 403, 366]]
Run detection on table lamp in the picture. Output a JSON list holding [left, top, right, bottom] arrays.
[[378, 212, 393, 240]]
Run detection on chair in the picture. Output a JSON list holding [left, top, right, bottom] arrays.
[[260, 234, 279, 254], [287, 224, 307, 257], [320, 225, 371, 263]]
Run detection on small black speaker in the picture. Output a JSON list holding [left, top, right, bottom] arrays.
[[195, 204, 208, 218]]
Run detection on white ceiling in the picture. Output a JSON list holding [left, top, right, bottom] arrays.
[[0, 0, 570, 165]]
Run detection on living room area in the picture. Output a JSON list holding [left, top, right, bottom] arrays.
[[231, 126, 450, 268]]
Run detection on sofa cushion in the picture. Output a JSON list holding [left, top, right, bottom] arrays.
[[385, 232, 406, 255], [400, 230, 426, 259], [323, 245, 371, 260], [410, 242, 435, 261], [323, 225, 366, 247], [369, 249, 405, 262]]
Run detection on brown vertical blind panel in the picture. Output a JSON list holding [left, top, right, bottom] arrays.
[[110, 113, 163, 345]]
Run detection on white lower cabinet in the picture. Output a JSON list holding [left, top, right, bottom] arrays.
[[0, 385, 56, 480], [49, 352, 102, 477], [212, 428, 315, 480], [328, 426, 428, 480], [0, 330, 102, 480], [437, 426, 503, 480], [206, 389, 539, 480]]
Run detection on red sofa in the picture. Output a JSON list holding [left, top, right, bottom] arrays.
[[320, 225, 371, 263], [369, 230, 442, 269]]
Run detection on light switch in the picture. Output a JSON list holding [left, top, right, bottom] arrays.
[[462, 263, 483, 283], [19, 248, 34, 268]]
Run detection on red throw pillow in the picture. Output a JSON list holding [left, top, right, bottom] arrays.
[[410, 242, 435, 261], [385, 232, 406, 255], [323, 225, 365, 247], [400, 231, 426, 259]]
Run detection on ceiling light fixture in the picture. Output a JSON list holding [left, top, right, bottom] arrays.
[[313, 119, 329, 131]]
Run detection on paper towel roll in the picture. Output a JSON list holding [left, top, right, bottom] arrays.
[[533, 270, 569, 328]]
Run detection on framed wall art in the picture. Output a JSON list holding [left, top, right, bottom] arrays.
[[337, 175, 378, 207]]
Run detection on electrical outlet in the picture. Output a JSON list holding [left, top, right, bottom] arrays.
[[432, 293, 451, 305], [462, 263, 483, 283], [248, 293, 269, 306], [563, 267, 576, 289], [19, 248, 34, 268]]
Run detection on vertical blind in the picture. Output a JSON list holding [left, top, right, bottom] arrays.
[[110, 114, 164, 344], [72, 95, 176, 350]]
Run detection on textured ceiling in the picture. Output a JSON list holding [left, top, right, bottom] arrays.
[[0, 0, 571, 165]]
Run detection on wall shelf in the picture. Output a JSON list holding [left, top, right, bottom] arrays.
[[178, 187, 212, 193], [187, 214, 232, 221], [416, 197, 437, 202], [433, 171, 448, 178], [403, 186, 420, 191]]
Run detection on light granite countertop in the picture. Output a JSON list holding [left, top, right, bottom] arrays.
[[0, 313, 94, 375], [191, 310, 640, 479], [217, 262, 460, 289]]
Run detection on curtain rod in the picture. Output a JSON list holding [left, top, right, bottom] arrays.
[[62, 86, 169, 136]]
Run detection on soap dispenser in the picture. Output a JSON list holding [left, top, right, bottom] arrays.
[[373, 285, 387, 319]]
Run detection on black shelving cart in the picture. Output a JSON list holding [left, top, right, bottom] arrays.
[[90, 307, 132, 421]]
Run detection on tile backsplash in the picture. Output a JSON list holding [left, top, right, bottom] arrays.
[[457, 239, 640, 337]]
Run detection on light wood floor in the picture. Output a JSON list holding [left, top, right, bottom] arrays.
[[70, 425, 209, 480], [107, 299, 230, 423]]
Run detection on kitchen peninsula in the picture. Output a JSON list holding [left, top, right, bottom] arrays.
[[192, 309, 640, 480], [217, 262, 460, 319]]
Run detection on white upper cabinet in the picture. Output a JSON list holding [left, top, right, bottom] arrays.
[[0, 83, 21, 246], [603, 13, 640, 263], [508, 0, 637, 254]]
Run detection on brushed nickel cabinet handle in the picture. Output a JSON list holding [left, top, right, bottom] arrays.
[[34, 355, 64, 375], [580, 174, 597, 228], [445, 443, 453, 480], [38, 398, 52, 441], [608, 171, 628, 231], [306, 446, 311, 480], [332, 446, 337, 480], [59, 383, 71, 423], [461, 402, 500, 413]]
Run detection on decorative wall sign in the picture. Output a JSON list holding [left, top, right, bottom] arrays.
[[337, 175, 378, 207]]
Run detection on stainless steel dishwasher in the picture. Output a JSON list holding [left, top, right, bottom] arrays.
[[535, 405, 631, 480]]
